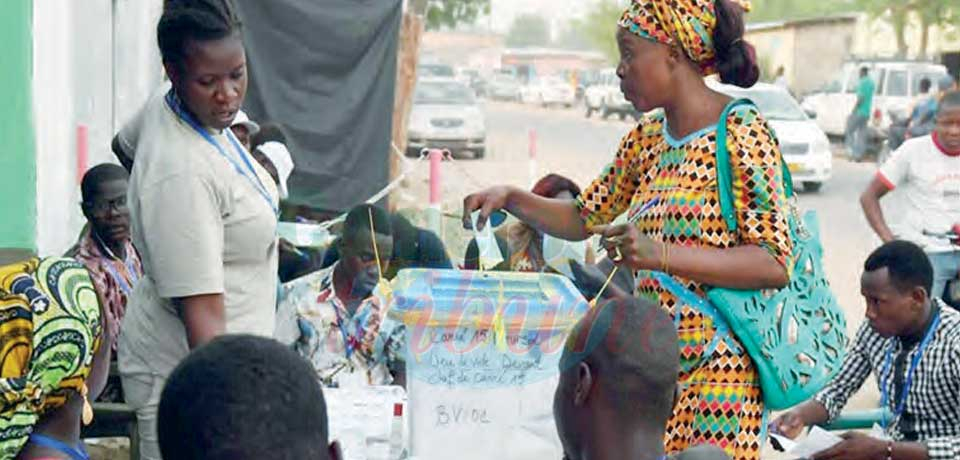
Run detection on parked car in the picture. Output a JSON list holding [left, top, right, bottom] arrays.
[[584, 68, 638, 120], [418, 63, 456, 79], [713, 81, 832, 193], [801, 60, 949, 138], [519, 77, 576, 107], [487, 74, 521, 101], [407, 78, 486, 159]]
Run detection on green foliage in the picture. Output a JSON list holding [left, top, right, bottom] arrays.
[[420, 0, 491, 31], [505, 14, 552, 48], [748, 0, 856, 23], [570, 0, 623, 63]]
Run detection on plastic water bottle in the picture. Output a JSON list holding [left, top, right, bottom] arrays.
[[388, 403, 404, 459]]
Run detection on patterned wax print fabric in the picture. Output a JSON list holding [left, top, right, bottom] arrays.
[[0, 258, 102, 458], [276, 262, 404, 388], [576, 104, 792, 460], [75, 230, 143, 347], [618, 0, 752, 76]]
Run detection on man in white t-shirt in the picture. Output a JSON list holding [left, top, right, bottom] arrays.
[[861, 91, 960, 300]]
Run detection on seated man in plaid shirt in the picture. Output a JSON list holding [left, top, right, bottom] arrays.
[[770, 241, 960, 460]]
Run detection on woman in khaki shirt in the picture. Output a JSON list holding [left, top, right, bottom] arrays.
[[117, 2, 279, 458]]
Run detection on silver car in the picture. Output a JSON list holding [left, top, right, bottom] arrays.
[[407, 78, 487, 159]]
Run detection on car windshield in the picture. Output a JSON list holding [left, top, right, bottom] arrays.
[[415, 81, 475, 105], [726, 88, 807, 121]]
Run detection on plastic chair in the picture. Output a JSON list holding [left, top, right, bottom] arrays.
[[818, 409, 890, 431]]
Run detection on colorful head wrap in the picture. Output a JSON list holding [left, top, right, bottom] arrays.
[[618, 0, 752, 76], [0, 258, 102, 457]]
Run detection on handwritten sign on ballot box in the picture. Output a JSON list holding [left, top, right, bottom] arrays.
[[387, 269, 589, 460]]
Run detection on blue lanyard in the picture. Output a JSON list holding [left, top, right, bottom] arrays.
[[104, 259, 139, 296], [95, 234, 140, 296], [880, 309, 941, 429], [29, 433, 90, 460], [331, 303, 370, 360], [164, 91, 278, 217]]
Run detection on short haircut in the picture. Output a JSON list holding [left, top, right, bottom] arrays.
[[860, 66, 870, 76], [158, 335, 331, 460], [938, 90, 960, 113], [919, 77, 932, 93], [343, 204, 392, 238], [81, 163, 128, 204], [864, 240, 934, 296], [561, 297, 679, 426], [531, 174, 581, 199], [157, 0, 243, 69], [252, 123, 288, 150]]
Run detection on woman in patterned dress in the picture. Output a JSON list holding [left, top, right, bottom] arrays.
[[462, 1, 792, 458]]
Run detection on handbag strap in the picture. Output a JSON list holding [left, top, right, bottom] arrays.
[[715, 98, 795, 233]]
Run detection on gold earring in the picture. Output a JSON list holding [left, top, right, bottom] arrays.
[[81, 384, 94, 425]]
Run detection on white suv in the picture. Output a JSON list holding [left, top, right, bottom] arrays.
[[584, 69, 637, 120], [801, 60, 949, 137]]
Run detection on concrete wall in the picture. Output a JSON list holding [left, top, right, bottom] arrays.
[[31, 0, 162, 256], [748, 27, 796, 84], [793, 22, 856, 94], [0, 0, 37, 261]]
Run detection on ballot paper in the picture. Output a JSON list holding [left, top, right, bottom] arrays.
[[769, 426, 842, 459], [542, 234, 586, 279], [471, 210, 504, 270]]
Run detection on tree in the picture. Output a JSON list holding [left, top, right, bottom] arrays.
[[857, 0, 956, 58], [570, 0, 623, 63], [505, 14, 551, 48], [748, 0, 856, 23], [411, 0, 491, 31]]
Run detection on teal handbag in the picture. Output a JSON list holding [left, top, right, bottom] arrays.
[[706, 99, 849, 410]]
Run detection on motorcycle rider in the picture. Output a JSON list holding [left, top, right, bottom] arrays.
[[861, 91, 960, 304]]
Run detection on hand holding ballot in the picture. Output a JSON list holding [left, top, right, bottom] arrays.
[[592, 222, 664, 271]]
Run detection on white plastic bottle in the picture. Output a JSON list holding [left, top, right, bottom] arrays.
[[388, 403, 404, 459]]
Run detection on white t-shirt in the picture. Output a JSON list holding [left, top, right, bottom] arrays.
[[878, 135, 960, 252], [119, 83, 280, 379]]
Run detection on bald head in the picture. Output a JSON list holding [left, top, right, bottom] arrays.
[[554, 297, 680, 460]]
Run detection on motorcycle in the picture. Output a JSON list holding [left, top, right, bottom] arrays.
[[923, 229, 960, 311], [877, 109, 910, 165]]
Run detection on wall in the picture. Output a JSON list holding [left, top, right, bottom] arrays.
[[31, 0, 163, 256], [794, 21, 856, 94], [747, 27, 796, 84], [0, 0, 36, 259], [33, 0, 79, 256]]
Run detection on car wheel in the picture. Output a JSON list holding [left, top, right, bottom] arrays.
[[473, 148, 485, 160], [601, 101, 611, 120], [802, 181, 823, 193], [618, 111, 626, 121], [585, 106, 594, 118]]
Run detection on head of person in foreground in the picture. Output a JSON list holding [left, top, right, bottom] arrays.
[[158, 334, 342, 460]]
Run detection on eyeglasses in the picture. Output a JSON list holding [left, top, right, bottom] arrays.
[[85, 196, 128, 214]]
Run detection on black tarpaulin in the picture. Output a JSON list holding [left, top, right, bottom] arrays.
[[235, 0, 402, 213]]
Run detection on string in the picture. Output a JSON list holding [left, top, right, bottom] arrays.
[[368, 208, 384, 282], [589, 266, 619, 309]]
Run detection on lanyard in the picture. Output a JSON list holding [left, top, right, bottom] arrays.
[[94, 234, 140, 296], [164, 91, 278, 217], [29, 433, 90, 460], [331, 300, 371, 360], [880, 309, 941, 429]]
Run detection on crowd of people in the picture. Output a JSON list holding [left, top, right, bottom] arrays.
[[2, 0, 960, 459]]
